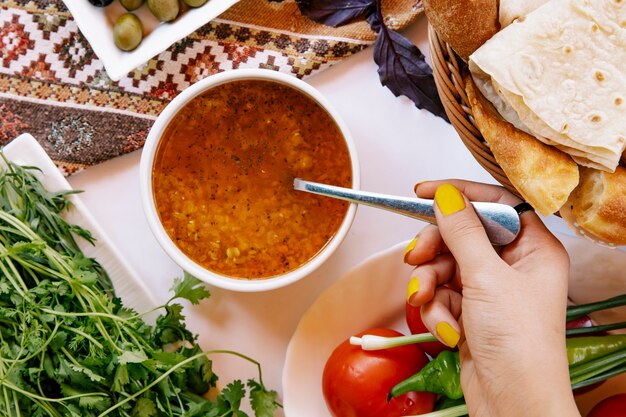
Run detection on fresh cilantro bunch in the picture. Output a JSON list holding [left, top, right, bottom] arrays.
[[0, 159, 279, 417]]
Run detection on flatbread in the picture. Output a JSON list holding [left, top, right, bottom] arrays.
[[498, 0, 549, 28], [492, 79, 619, 170], [471, 69, 617, 170], [470, 0, 626, 172], [465, 75, 579, 216], [560, 167, 626, 246]]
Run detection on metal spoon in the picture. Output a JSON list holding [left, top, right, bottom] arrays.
[[294, 178, 521, 246]]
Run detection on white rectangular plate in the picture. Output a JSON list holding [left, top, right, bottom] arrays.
[[63, 0, 240, 81], [2, 134, 158, 313]]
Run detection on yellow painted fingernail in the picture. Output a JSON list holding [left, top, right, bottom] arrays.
[[434, 184, 466, 216], [436, 322, 460, 347], [406, 277, 419, 302], [403, 237, 418, 262]]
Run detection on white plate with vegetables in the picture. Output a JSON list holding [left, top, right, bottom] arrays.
[[282, 237, 626, 417], [63, 0, 239, 81]]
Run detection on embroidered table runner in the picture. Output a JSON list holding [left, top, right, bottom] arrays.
[[0, 0, 422, 174]]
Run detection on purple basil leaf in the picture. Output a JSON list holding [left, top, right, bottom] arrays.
[[296, 0, 375, 27], [373, 22, 448, 121]]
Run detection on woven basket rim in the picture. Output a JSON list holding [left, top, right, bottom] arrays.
[[427, 24, 523, 201]]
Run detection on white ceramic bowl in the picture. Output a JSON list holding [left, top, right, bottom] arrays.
[[139, 69, 360, 292], [63, 0, 240, 81]]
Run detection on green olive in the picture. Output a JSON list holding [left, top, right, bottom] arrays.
[[119, 0, 144, 11], [147, 0, 180, 22], [183, 0, 207, 7], [113, 13, 143, 51]]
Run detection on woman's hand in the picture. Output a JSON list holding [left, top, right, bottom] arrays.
[[404, 180, 580, 417]]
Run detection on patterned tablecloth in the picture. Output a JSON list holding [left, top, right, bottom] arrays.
[[0, 0, 422, 174]]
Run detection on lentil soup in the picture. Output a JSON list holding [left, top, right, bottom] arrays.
[[152, 79, 352, 279]]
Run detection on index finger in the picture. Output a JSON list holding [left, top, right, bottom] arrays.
[[418, 179, 558, 262], [417, 179, 547, 233], [415, 179, 523, 206]]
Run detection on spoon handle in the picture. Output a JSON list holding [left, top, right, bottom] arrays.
[[294, 179, 521, 246]]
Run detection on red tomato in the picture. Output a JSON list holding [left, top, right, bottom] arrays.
[[588, 393, 626, 417], [406, 302, 452, 357], [322, 328, 436, 417], [566, 315, 595, 330]]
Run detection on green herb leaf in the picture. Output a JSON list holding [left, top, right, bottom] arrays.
[[248, 380, 279, 417], [112, 363, 130, 393], [132, 397, 158, 417], [119, 350, 149, 365], [170, 272, 211, 305], [218, 380, 248, 416], [155, 303, 195, 344]]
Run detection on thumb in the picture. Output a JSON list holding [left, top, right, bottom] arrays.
[[433, 183, 500, 271]]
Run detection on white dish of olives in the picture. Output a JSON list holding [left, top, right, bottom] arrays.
[[63, 0, 240, 81]]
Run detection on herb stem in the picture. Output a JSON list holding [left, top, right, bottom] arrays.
[[2, 321, 61, 364], [39, 308, 125, 321], [12, 391, 21, 417], [60, 324, 105, 350], [0, 245, 28, 297], [3, 387, 13, 417], [3, 379, 107, 403]]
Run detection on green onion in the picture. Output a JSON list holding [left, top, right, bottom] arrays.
[[566, 320, 626, 337], [571, 362, 626, 390], [350, 332, 438, 350], [570, 349, 626, 385], [567, 294, 626, 321]]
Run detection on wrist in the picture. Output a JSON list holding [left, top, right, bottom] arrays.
[[493, 379, 579, 417], [522, 384, 580, 417], [498, 342, 579, 417], [509, 367, 579, 417]]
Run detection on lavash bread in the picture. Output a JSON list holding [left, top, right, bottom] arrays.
[[422, 0, 499, 61], [560, 167, 626, 246], [498, 0, 550, 28], [465, 75, 579, 216], [469, 0, 626, 173]]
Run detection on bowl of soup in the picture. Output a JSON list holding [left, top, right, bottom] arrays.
[[139, 69, 359, 292]]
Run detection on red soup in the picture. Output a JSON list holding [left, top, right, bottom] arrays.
[[152, 79, 352, 279]]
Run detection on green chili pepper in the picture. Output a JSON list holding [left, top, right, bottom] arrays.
[[566, 335, 626, 367], [389, 350, 463, 400], [390, 334, 626, 401]]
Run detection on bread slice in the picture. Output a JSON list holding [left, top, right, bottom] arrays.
[[465, 75, 579, 216], [423, 0, 499, 61], [560, 167, 626, 246]]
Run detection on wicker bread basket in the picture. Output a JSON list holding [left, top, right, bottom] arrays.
[[427, 24, 523, 201]]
